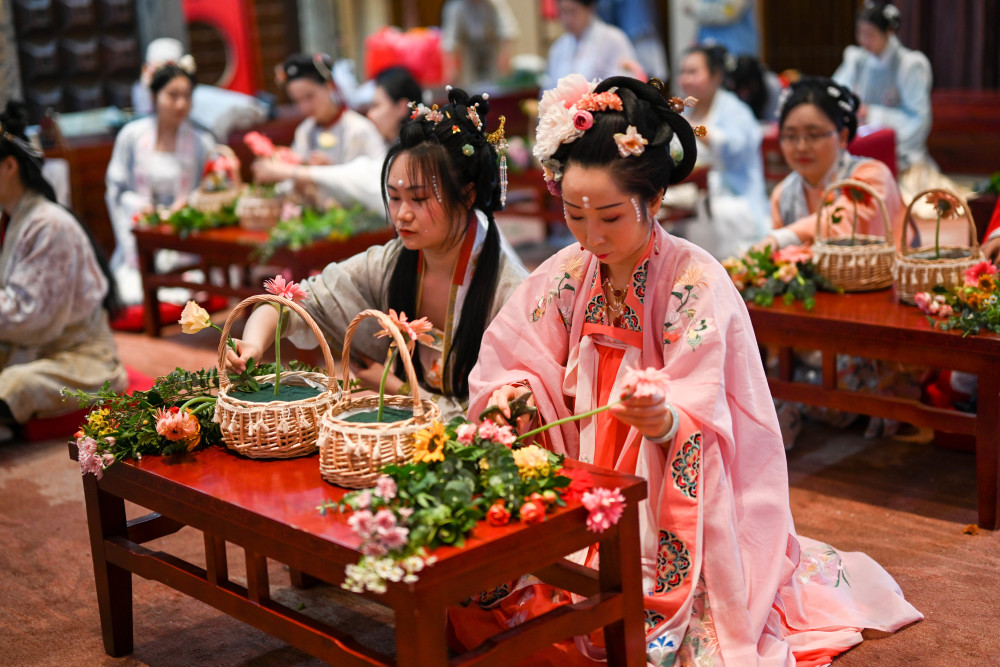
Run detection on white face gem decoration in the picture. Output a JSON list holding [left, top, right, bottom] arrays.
[[631, 197, 642, 222], [431, 175, 442, 204], [582, 196, 590, 209], [397, 179, 404, 187]]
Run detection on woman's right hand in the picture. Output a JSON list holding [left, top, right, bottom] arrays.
[[487, 384, 535, 432], [751, 235, 779, 253], [224, 338, 263, 374]]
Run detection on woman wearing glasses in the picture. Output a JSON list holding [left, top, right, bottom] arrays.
[[758, 76, 905, 251]]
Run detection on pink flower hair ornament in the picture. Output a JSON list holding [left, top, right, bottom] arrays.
[[613, 125, 649, 158]]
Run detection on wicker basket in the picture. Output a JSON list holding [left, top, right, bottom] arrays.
[[235, 191, 283, 231], [189, 145, 242, 214], [893, 188, 983, 305], [214, 294, 341, 459], [811, 179, 895, 292], [318, 309, 442, 489]]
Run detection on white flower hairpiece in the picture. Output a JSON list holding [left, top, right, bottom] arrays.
[[614, 125, 648, 158]]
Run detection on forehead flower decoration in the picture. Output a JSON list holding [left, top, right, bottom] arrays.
[[613, 125, 648, 157]]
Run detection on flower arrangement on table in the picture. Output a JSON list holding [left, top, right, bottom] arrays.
[[70, 276, 332, 478], [915, 260, 1000, 336], [723, 244, 837, 310], [136, 202, 239, 236], [201, 152, 241, 193], [255, 200, 386, 260], [326, 366, 667, 593]]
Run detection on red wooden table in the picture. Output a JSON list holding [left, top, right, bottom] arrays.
[[73, 445, 648, 665], [133, 225, 396, 337], [746, 289, 1000, 529]]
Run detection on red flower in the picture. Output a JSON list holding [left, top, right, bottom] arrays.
[[486, 500, 511, 526], [244, 131, 275, 157], [841, 185, 872, 207], [560, 469, 595, 503], [963, 260, 998, 288], [519, 499, 546, 524]]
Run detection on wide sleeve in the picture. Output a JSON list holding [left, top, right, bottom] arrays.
[[0, 215, 104, 345], [282, 241, 401, 362], [832, 45, 863, 90], [308, 156, 386, 213], [709, 96, 762, 169], [864, 51, 933, 169], [104, 125, 150, 225], [345, 116, 387, 162]]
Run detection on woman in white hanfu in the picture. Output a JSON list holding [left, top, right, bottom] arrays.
[[105, 60, 214, 305]]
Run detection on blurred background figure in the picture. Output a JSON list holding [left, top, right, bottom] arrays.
[[441, 0, 519, 87], [132, 38, 267, 142], [274, 53, 384, 167], [254, 66, 423, 214], [0, 100, 127, 441], [597, 0, 669, 81], [832, 0, 940, 199], [678, 44, 769, 258], [546, 0, 643, 86], [106, 59, 215, 306], [725, 54, 783, 122], [685, 0, 760, 57]]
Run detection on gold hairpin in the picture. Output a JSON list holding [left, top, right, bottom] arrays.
[[486, 116, 506, 145]]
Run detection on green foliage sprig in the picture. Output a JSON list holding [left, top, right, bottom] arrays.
[[258, 204, 385, 260]]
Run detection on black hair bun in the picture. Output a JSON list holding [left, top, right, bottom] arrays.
[[0, 100, 30, 139]]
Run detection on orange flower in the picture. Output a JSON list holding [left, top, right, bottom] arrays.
[[519, 499, 545, 524], [154, 407, 201, 450], [841, 185, 872, 208], [924, 192, 962, 219], [486, 500, 511, 527], [377, 309, 434, 348]]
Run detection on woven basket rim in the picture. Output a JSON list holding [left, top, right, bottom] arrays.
[[815, 179, 894, 248], [322, 394, 438, 432], [217, 371, 339, 409], [900, 188, 978, 257]]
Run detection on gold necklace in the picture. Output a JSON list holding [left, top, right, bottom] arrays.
[[602, 277, 629, 325]]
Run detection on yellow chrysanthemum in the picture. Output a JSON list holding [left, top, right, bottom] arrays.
[[86, 408, 117, 439], [512, 444, 551, 479], [412, 420, 447, 464]]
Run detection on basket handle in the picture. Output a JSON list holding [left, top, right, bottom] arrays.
[[340, 309, 426, 418], [213, 144, 243, 188], [815, 178, 894, 248], [215, 293, 337, 392], [901, 188, 979, 258]]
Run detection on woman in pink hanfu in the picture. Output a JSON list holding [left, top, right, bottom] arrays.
[[455, 75, 922, 666]]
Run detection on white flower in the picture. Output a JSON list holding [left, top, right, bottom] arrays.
[[533, 103, 583, 163]]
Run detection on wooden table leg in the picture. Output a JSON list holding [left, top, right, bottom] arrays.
[[394, 595, 448, 666], [976, 369, 1000, 530], [600, 501, 646, 666], [136, 242, 162, 338], [81, 473, 134, 656]]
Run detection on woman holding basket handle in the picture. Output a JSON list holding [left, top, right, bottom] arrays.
[[226, 86, 527, 419]]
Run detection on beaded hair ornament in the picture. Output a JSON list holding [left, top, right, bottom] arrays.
[[533, 74, 705, 196], [274, 53, 334, 86], [777, 79, 859, 130], [408, 86, 509, 207]]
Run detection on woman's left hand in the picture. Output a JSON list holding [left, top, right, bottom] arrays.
[[350, 356, 403, 394], [610, 393, 674, 441], [252, 158, 295, 184]]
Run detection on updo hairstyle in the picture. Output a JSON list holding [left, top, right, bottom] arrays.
[[778, 76, 861, 142]]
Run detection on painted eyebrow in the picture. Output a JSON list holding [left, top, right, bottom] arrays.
[[563, 200, 625, 211], [386, 183, 430, 191]]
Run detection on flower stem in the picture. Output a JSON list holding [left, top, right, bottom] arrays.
[[274, 305, 283, 396], [212, 324, 238, 353], [515, 398, 624, 443], [180, 396, 217, 415], [851, 202, 858, 246], [935, 212, 942, 259], [377, 348, 399, 421]]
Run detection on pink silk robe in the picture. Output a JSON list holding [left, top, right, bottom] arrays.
[[467, 223, 921, 665]]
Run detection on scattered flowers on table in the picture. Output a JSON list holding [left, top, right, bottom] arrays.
[[915, 259, 1000, 336], [325, 416, 625, 594], [154, 406, 202, 450], [722, 244, 837, 310]]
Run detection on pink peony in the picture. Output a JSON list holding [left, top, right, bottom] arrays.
[[963, 260, 998, 287], [620, 367, 670, 400], [582, 487, 626, 533], [494, 424, 517, 446], [348, 509, 375, 539], [264, 274, 308, 302], [456, 423, 477, 445], [572, 109, 593, 131], [378, 525, 410, 550], [244, 131, 274, 157], [477, 420, 499, 442], [374, 508, 398, 533], [375, 476, 397, 501]]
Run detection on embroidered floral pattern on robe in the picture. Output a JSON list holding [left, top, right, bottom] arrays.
[[655, 530, 692, 594], [633, 259, 648, 302], [678, 578, 722, 665], [476, 582, 511, 608], [671, 431, 701, 498], [530, 257, 583, 330], [796, 543, 851, 588], [646, 632, 680, 666]]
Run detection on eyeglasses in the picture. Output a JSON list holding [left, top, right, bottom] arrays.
[[778, 129, 837, 146]]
